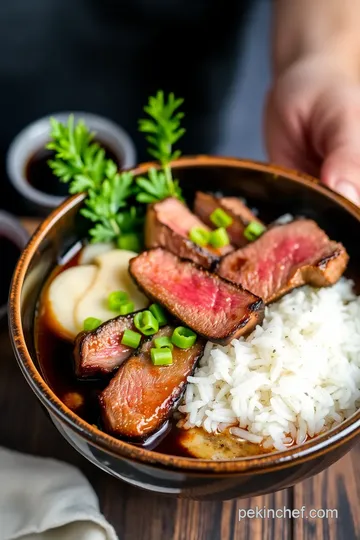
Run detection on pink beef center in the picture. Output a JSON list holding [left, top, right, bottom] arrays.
[[254, 235, 326, 283], [147, 254, 250, 313]]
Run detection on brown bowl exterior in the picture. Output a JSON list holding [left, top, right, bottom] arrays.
[[9, 156, 360, 500]]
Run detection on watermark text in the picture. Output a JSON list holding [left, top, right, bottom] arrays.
[[238, 506, 338, 521]]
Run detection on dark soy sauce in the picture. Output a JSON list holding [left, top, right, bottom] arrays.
[[38, 246, 342, 458], [36, 311, 192, 456], [35, 248, 194, 457], [25, 141, 121, 197], [0, 236, 21, 305]]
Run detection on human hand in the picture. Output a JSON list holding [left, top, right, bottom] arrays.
[[265, 56, 360, 206]]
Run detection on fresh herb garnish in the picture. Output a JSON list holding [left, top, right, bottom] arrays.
[[83, 317, 102, 331], [151, 347, 173, 366], [171, 326, 197, 349], [209, 227, 230, 248], [243, 221, 266, 242], [134, 310, 159, 336], [80, 172, 141, 243], [137, 91, 185, 202], [121, 329, 142, 349], [189, 226, 210, 247], [47, 91, 185, 244], [210, 208, 233, 229], [136, 167, 181, 204], [47, 116, 114, 193], [47, 116, 138, 243]]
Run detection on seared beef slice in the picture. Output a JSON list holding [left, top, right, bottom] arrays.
[[194, 191, 263, 247], [218, 219, 348, 303], [74, 314, 143, 378], [100, 326, 205, 439], [145, 197, 232, 269], [129, 248, 264, 344]]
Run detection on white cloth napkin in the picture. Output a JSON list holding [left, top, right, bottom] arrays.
[[0, 448, 118, 540]]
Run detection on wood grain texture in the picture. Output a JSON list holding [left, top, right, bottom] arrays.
[[293, 448, 360, 540], [4, 216, 360, 539], [2, 323, 359, 539]]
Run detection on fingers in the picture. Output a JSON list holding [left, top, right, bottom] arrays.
[[265, 73, 360, 207], [321, 148, 360, 206], [313, 88, 360, 206], [320, 123, 360, 206], [265, 88, 321, 178]]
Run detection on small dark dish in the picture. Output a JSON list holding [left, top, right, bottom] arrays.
[[9, 156, 360, 500], [6, 112, 136, 214]]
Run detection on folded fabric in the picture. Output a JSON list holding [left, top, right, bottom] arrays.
[[0, 447, 118, 540]]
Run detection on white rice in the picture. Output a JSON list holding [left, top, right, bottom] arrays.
[[179, 278, 360, 451]]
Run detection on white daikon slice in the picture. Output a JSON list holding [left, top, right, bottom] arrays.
[[75, 249, 148, 327], [78, 242, 114, 265], [45, 265, 97, 341]]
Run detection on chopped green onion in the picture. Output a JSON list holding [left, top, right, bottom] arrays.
[[243, 221, 266, 242], [83, 317, 102, 331], [189, 227, 210, 247], [210, 208, 233, 228], [171, 326, 197, 349], [209, 227, 230, 248], [108, 290, 129, 312], [151, 347, 173, 366], [117, 233, 142, 252], [154, 336, 174, 350], [134, 310, 159, 336], [118, 302, 135, 316], [149, 303, 168, 326], [121, 329, 141, 348]]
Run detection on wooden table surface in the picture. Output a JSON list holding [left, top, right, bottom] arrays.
[[1, 219, 359, 540]]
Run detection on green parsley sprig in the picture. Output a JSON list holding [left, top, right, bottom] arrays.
[[47, 116, 139, 244], [47, 116, 111, 193], [47, 91, 185, 244], [80, 171, 141, 243], [137, 91, 185, 202]]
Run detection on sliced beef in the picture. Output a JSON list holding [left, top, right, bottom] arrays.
[[74, 314, 143, 378], [100, 326, 205, 439], [129, 248, 264, 344], [194, 191, 263, 247], [145, 197, 233, 270], [218, 219, 349, 303]]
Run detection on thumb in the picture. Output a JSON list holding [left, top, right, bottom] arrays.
[[321, 146, 360, 206], [319, 91, 360, 206]]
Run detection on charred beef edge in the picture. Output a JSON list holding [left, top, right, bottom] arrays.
[[129, 249, 264, 344], [73, 310, 144, 379], [152, 218, 221, 271], [216, 221, 348, 303], [195, 191, 252, 226], [316, 246, 345, 270], [99, 334, 206, 442]]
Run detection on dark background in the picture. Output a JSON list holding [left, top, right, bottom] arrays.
[[0, 0, 260, 215], [2, 4, 360, 539]]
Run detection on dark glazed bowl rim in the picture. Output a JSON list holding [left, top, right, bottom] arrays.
[[9, 155, 360, 474]]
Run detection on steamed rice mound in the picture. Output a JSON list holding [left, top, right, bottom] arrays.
[[179, 278, 360, 451]]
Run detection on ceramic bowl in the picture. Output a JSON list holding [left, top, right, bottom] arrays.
[[9, 156, 360, 500], [6, 111, 136, 214]]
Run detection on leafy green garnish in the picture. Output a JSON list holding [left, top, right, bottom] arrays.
[[47, 117, 137, 243], [47, 91, 185, 244], [81, 173, 141, 244], [47, 116, 110, 193], [136, 167, 182, 203], [139, 91, 185, 165], [137, 90, 185, 202]]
